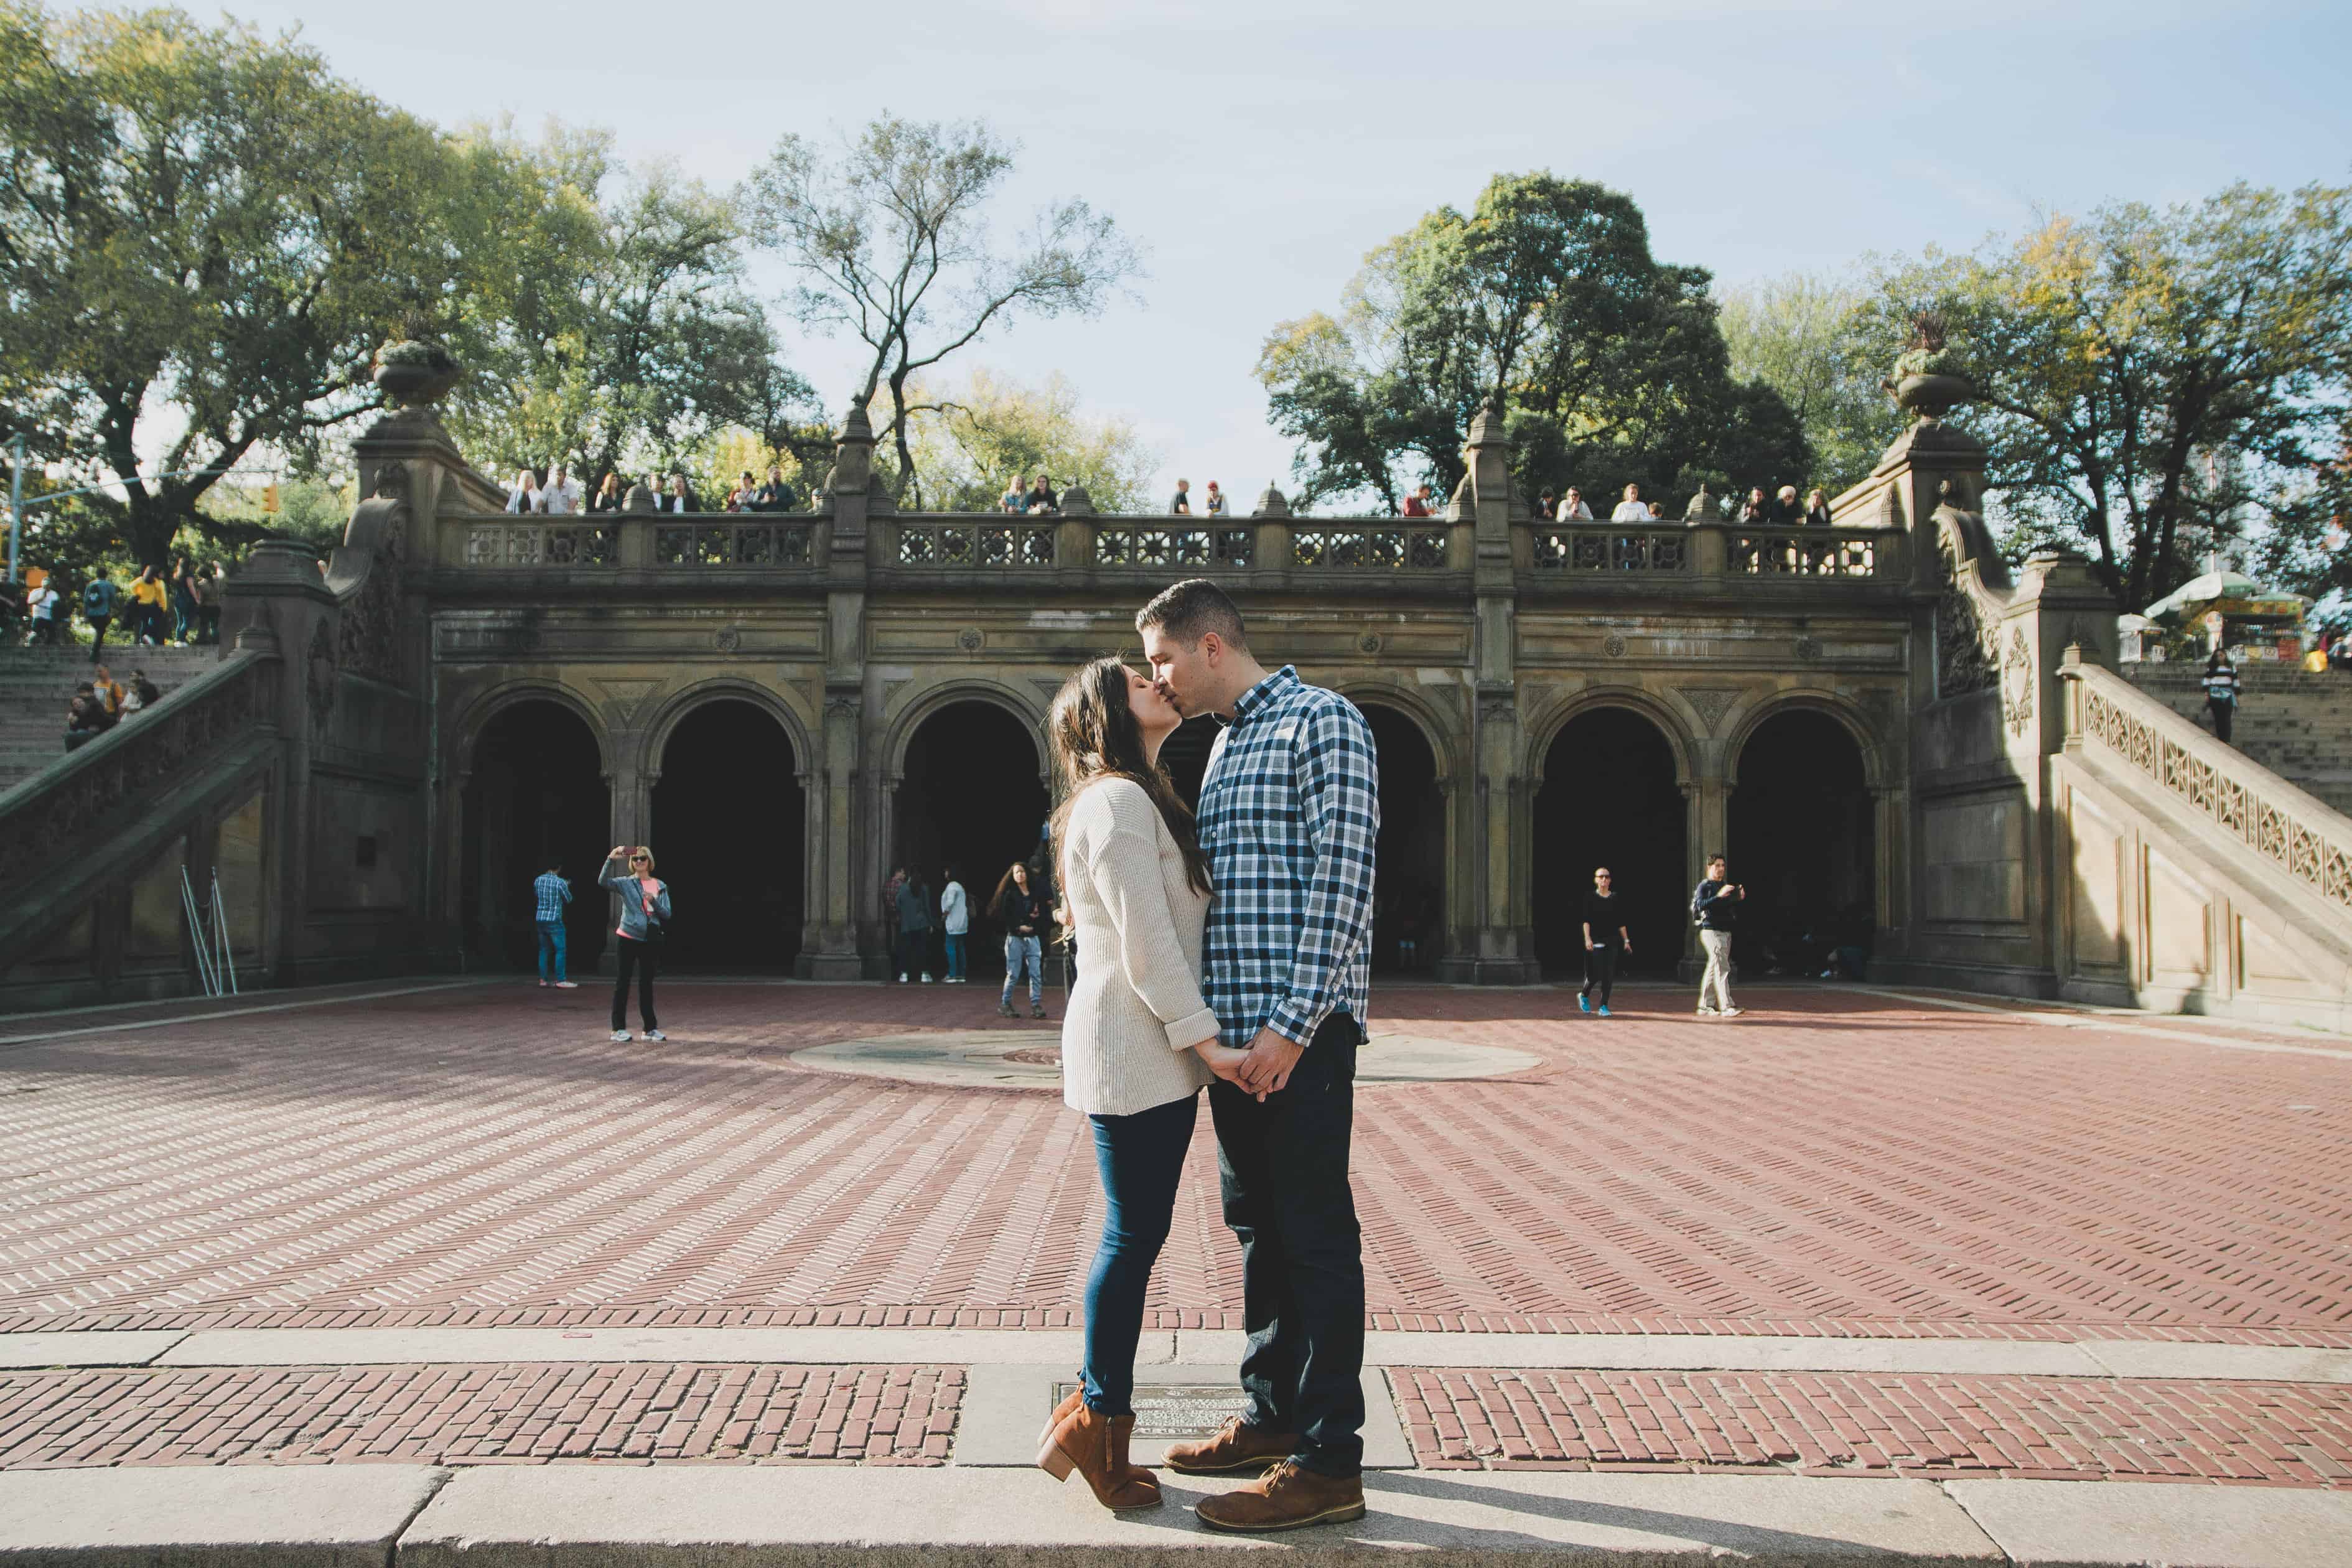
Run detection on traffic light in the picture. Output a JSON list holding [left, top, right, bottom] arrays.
[[263, 483, 281, 515]]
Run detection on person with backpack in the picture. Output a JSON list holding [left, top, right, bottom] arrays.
[[80, 568, 119, 662], [600, 845, 671, 1043], [2203, 647, 2241, 745], [1691, 854, 1744, 1017]]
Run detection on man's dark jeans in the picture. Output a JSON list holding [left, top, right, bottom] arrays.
[[894, 929, 930, 978], [1206, 1009, 1365, 1478]]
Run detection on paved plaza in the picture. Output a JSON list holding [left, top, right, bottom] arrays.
[[3, 979, 2351, 1561]]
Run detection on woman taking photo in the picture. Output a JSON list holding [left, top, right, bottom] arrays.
[[1032, 656, 1251, 1511], [601, 845, 670, 1043]]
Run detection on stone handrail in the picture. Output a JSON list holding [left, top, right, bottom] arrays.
[[0, 649, 273, 954], [2063, 651, 2352, 917]]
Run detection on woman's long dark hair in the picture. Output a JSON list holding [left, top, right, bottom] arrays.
[[1047, 655, 1212, 897]]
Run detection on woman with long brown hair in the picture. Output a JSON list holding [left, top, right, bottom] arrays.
[[1032, 655, 1252, 1512]]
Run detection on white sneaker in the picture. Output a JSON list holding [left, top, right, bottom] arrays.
[[554, 981, 577, 989], [645, 1029, 666, 1042], [920, 973, 933, 982], [1697, 1007, 1720, 1016], [610, 1030, 632, 1042], [1720, 1007, 1745, 1017], [898, 973, 910, 983]]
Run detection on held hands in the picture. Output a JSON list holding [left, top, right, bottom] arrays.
[[1234, 1027, 1305, 1096], [1192, 1040, 1264, 1100]]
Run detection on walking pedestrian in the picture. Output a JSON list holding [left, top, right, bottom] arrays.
[[2203, 647, 2240, 745], [996, 861, 1048, 1018], [895, 865, 935, 982], [1578, 867, 1628, 1017], [26, 572, 62, 646], [1137, 577, 1378, 1534], [600, 845, 670, 1042], [80, 567, 119, 662], [533, 860, 577, 989], [170, 557, 200, 644], [1692, 854, 1743, 1017], [940, 865, 970, 982]]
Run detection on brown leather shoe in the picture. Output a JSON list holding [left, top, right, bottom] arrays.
[[1041, 1388, 1154, 1485], [1162, 1414, 1300, 1475], [1036, 1404, 1161, 1511], [1195, 1460, 1366, 1533]]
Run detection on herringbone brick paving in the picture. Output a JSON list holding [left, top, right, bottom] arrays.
[[1391, 1368, 2352, 1486], [3, 983, 2348, 1336], [0, 1363, 958, 1468]]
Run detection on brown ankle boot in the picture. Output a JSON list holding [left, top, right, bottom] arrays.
[[1036, 1404, 1162, 1511], [1042, 1387, 1153, 1485]]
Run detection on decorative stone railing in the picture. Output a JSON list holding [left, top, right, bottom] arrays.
[[892, 516, 1059, 569], [1286, 521, 1452, 571], [465, 518, 620, 567], [1093, 522, 1254, 570], [2065, 654, 2352, 915], [1730, 531, 1880, 577], [654, 517, 816, 567], [1531, 525, 1692, 572]]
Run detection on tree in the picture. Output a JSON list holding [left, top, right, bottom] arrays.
[[740, 115, 1144, 506], [439, 126, 820, 491], [903, 368, 1159, 512], [0, 4, 482, 567], [1717, 271, 1907, 497], [1873, 181, 2352, 608], [1254, 172, 1810, 513]]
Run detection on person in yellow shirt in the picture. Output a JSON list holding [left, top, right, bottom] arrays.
[[128, 565, 171, 645]]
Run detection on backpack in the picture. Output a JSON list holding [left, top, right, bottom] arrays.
[[81, 581, 108, 615]]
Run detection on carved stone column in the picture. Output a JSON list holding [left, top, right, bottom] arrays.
[[798, 404, 875, 980]]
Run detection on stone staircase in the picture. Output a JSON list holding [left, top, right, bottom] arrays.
[[2122, 661, 2352, 816], [0, 645, 223, 794]]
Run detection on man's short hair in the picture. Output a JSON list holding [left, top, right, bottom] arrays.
[[1136, 578, 1248, 650], [1706, 854, 1727, 867]]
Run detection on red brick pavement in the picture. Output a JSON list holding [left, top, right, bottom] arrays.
[[3, 982, 2348, 1338], [0, 1363, 958, 1468], [1391, 1368, 2352, 1487]]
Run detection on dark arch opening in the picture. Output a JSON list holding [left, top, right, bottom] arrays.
[[1729, 710, 1874, 975], [651, 699, 804, 971], [460, 699, 611, 973], [896, 701, 1050, 976], [1360, 704, 1445, 975], [1531, 708, 1686, 977]]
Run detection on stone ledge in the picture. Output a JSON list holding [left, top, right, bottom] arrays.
[[0, 1465, 449, 1567]]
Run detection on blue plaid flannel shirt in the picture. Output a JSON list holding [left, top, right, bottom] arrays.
[[533, 872, 571, 924], [1197, 666, 1380, 1050]]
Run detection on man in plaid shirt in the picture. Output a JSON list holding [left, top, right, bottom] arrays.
[[1138, 579, 1378, 1534], [533, 861, 577, 988]]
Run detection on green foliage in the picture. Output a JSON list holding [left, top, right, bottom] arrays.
[[1870, 180, 2352, 608], [1717, 272, 1908, 496], [0, 3, 483, 568], [439, 124, 821, 490], [742, 115, 1144, 507], [1254, 172, 1811, 513], [902, 368, 1159, 512]]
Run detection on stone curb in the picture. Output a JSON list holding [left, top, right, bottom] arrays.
[[13, 1328, 2350, 1384], [7, 1468, 2352, 1566]]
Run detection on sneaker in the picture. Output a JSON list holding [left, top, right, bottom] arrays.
[[1597, 1005, 1613, 1018], [1697, 1007, 1720, 1017], [1030, 1005, 1047, 1019], [920, 973, 933, 982], [1577, 993, 1591, 1013], [644, 1029, 666, 1042], [554, 981, 577, 989], [1720, 1007, 1744, 1018], [611, 1030, 632, 1043], [999, 1002, 1015, 1017], [538, 979, 549, 988], [898, 973, 910, 983]]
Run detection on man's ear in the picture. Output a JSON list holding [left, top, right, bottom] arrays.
[[1198, 632, 1222, 663]]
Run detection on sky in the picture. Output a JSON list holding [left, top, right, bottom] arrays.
[[113, 0, 2352, 502]]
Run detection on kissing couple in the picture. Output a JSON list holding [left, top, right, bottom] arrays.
[[1034, 578, 1380, 1534]]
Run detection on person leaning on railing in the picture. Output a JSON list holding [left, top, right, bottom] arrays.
[[1609, 483, 1649, 523]]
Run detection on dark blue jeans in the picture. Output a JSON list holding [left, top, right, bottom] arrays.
[[1081, 1091, 1199, 1417], [536, 920, 567, 982], [1208, 1010, 1365, 1477]]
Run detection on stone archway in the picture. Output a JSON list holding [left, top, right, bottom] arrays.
[[460, 698, 611, 972], [1531, 706, 1687, 977], [1727, 709, 1874, 976], [650, 698, 805, 971], [894, 699, 1051, 978], [1357, 702, 1447, 975]]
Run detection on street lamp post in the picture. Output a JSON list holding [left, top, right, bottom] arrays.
[[7, 432, 22, 584]]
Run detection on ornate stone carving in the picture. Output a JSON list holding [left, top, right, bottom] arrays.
[[958, 627, 986, 653], [1357, 631, 1384, 655], [824, 693, 862, 721], [1677, 686, 1740, 734], [335, 462, 408, 688], [2002, 628, 2035, 737], [305, 620, 337, 729], [1602, 634, 1627, 658], [1794, 637, 1823, 663], [1934, 533, 1999, 696], [714, 627, 743, 653], [594, 678, 663, 727]]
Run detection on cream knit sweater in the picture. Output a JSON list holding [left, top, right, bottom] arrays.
[[1058, 776, 1218, 1116]]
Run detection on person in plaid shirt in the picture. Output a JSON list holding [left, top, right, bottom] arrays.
[[532, 861, 577, 988], [1137, 579, 1378, 1534]]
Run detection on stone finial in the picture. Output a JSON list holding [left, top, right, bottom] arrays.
[[1057, 482, 1096, 516], [1253, 482, 1291, 518], [1682, 485, 1717, 523], [1464, 398, 1506, 448], [824, 401, 876, 497]]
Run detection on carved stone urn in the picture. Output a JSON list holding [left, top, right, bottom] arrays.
[[371, 340, 460, 407], [1893, 373, 1974, 419]]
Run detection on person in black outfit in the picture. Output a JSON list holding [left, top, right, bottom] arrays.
[[1578, 867, 1628, 1017], [754, 466, 800, 512]]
